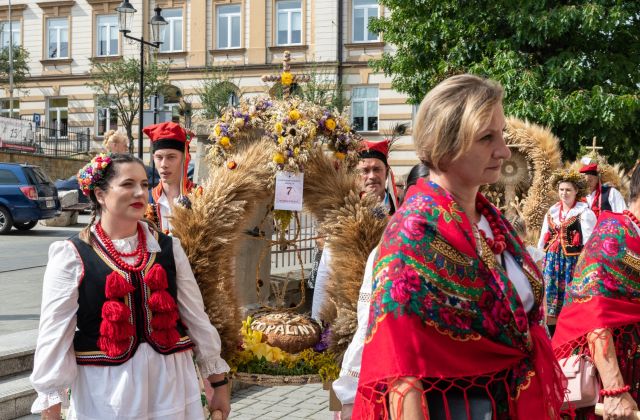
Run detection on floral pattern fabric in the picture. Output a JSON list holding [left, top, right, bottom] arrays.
[[354, 179, 565, 419]]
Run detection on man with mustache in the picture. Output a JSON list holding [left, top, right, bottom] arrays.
[[143, 122, 196, 234], [311, 139, 398, 320]]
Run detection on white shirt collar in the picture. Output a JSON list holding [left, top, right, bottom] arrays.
[[548, 201, 590, 222]]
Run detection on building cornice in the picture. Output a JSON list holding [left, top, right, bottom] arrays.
[[0, 4, 28, 12], [37, 1, 76, 9]]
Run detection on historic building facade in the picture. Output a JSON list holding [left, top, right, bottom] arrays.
[[0, 0, 418, 175]]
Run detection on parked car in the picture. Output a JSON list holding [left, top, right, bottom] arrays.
[[0, 163, 61, 234]]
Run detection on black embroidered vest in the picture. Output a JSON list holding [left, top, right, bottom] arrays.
[[70, 232, 193, 365], [543, 213, 584, 256]]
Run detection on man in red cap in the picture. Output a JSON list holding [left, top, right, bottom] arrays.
[[579, 156, 626, 217], [311, 139, 398, 321], [356, 139, 398, 214], [143, 121, 194, 233]]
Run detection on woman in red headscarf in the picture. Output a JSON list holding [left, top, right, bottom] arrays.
[[553, 163, 640, 419], [353, 74, 566, 419]]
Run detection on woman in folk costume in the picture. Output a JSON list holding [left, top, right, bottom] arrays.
[[333, 163, 429, 420], [353, 74, 566, 419], [30, 153, 231, 419], [552, 164, 640, 419], [537, 170, 597, 327], [143, 122, 197, 234]]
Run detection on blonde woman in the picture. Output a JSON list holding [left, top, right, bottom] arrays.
[[102, 130, 129, 154], [354, 74, 565, 419]]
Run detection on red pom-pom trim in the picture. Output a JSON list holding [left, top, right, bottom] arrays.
[[99, 319, 135, 340], [150, 329, 181, 347], [97, 336, 131, 358], [572, 231, 581, 247], [543, 231, 551, 244], [101, 300, 131, 322], [151, 311, 179, 330], [105, 271, 135, 299], [148, 290, 178, 313], [144, 264, 168, 291]]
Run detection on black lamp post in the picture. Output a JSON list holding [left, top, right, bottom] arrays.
[[116, 0, 167, 159]]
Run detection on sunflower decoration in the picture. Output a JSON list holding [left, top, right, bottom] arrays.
[[316, 110, 361, 166], [208, 97, 274, 165]]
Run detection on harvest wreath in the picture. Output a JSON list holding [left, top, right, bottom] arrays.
[[169, 52, 388, 383]]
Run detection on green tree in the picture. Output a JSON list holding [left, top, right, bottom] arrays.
[[0, 45, 30, 87], [370, 1, 640, 167], [196, 68, 241, 120], [89, 57, 170, 152]]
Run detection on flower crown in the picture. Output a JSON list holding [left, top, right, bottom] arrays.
[[550, 169, 588, 199], [77, 153, 113, 196]]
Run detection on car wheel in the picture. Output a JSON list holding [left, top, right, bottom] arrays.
[[14, 220, 38, 231], [0, 206, 13, 234]]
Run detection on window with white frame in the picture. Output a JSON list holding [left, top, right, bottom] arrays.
[[0, 20, 21, 48], [276, 1, 302, 46], [97, 99, 118, 136], [217, 4, 241, 49], [160, 8, 183, 52], [96, 15, 118, 56], [48, 98, 68, 138], [352, 87, 378, 132], [47, 17, 69, 58], [0, 99, 19, 118], [352, 0, 379, 42]]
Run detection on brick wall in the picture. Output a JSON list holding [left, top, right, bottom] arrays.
[[0, 152, 89, 181]]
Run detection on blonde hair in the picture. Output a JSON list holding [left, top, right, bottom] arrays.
[[102, 130, 128, 152], [413, 74, 504, 170]]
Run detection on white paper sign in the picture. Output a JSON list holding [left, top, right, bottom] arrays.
[[274, 171, 304, 211]]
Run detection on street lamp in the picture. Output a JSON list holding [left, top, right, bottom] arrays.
[[116, 1, 167, 158]]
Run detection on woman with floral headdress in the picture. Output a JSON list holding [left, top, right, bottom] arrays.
[[29, 153, 231, 419], [538, 170, 597, 329], [353, 74, 566, 419]]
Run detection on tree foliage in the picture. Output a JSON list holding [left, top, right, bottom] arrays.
[[0, 45, 30, 88], [370, 1, 640, 167], [196, 68, 241, 120], [89, 57, 170, 152]]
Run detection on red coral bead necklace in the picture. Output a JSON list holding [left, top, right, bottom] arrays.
[[95, 222, 149, 272], [475, 201, 507, 255], [624, 210, 640, 230]]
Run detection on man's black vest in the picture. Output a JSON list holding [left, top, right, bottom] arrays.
[[600, 185, 613, 212], [70, 232, 193, 365]]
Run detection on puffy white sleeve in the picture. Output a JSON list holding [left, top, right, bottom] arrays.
[[332, 249, 377, 405], [311, 247, 331, 321], [609, 187, 628, 213], [172, 237, 230, 377], [30, 241, 81, 413], [581, 209, 598, 244], [537, 212, 550, 250]]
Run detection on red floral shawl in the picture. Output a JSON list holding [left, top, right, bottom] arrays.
[[552, 212, 640, 364], [353, 179, 565, 419]]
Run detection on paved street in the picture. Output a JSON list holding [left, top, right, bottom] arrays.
[[0, 216, 87, 336], [2, 216, 333, 419]]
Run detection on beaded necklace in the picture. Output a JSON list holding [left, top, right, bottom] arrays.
[[95, 222, 149, 272], [624, 210, 640, 230], [475, 201, 507, 255]]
